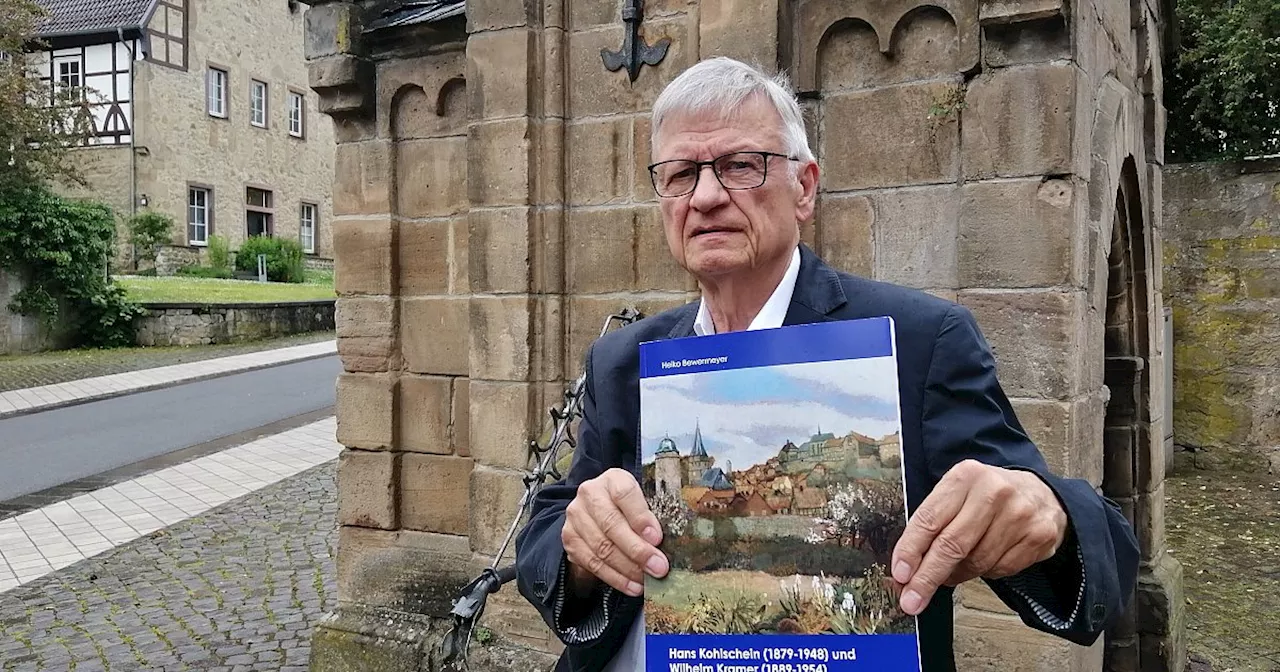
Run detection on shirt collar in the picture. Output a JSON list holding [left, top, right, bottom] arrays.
[[693, 245, 801, 336]]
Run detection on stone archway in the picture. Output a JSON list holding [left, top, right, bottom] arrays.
[[1101, 158, 1183, 672], [1101, 158, 1151, 669]]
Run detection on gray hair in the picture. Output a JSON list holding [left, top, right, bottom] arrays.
[[650, 57, 815, 163]]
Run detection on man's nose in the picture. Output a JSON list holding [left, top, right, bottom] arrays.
[[689, 164, 729, 211]]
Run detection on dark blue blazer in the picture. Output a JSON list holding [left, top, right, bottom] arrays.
[[515, 244, 1139, 672]]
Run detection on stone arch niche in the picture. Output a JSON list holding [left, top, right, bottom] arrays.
[[817, 7, 963, 92], [795, 0, 979, 94], [1101, 158, 1150, 668], [1098, 157, 1183, 672], [388, 76, 467, 141], [801, 1, 975, 290]]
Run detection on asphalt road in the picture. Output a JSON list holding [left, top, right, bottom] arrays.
[[0, 355, 341, 502]]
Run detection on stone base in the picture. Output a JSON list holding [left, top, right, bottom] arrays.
[[309, 604, 560, 672], [953, 606, 1104, 671], [1138, 552, 1187, 672]]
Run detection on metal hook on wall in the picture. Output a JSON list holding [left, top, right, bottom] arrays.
[[600, 0, 671, 83]]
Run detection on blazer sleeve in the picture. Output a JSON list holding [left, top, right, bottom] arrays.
[[514, 342, 637, 652], [919, 304, 1140, 646]]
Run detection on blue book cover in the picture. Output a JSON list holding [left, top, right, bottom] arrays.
[[639, 317, 922, 671]]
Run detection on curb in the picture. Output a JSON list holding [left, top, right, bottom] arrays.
[[0, 348, 337, 422]]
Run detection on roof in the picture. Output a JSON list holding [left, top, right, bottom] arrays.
[[32, 0, 154, 38], [367, 0, 465, 32], [690, 422, 708, 458]]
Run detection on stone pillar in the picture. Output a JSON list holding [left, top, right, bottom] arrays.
[[301, 2, 527, 669], [462, 0, 568, 654], [787, 0, 1183, 670]]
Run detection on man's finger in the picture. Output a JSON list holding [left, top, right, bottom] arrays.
[[608, 472, 663, 542], [947, 520, 1015, 585], [564, 529, 643, 597], [891, 462, 973, 585], [986, 523, 1058, 579], [579, 487, 655, 568], [899, 486, 994, 616], [565, 506, 645, 593]]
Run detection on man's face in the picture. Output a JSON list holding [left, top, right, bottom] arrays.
[[652, 95, 818, 282]]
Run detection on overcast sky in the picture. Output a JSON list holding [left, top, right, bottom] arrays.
[[639, 356, 903, 470]]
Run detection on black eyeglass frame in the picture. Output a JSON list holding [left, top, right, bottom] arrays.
[[647, 151, 801, 198]]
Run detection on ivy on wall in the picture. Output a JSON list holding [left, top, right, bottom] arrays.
[[0, 184, 144, 348]]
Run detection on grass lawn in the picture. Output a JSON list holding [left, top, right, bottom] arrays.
[[115, 271, 335, 303]]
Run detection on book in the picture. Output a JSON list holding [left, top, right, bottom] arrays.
[[638, 317, 922, 671]]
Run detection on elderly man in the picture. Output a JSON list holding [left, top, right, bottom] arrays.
[[514, 57, 1138, 672]]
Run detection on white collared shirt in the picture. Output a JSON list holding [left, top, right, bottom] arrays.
[[692, 245, 801, 336]]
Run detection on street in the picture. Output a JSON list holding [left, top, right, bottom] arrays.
[[0, 355, 341, 502]]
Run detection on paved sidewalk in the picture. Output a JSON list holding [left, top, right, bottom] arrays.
[[0, 461, 338, 671], [0, 417, 339, 591], [0, 340, 336, 420], [0, 331, 334, 394]]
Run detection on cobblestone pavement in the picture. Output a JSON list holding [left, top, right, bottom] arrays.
[[0, 332, 335, 393], [0, 461, 337, 671]]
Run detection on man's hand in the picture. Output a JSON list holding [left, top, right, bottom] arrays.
[[562, 468, 669, 598], [890, 460, 1068, 616]]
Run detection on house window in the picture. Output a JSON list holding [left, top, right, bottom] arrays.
[[54, 56, 82, 89], [246, 187, 273, 237], [299, 203, 316, 253], [249, 80, 267, 127], [188, 186, 211, 245], [207, 67, 227, 117], [288, 91, 304, 138]]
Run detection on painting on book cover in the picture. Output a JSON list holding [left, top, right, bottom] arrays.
[[639, 332, 916, 641]]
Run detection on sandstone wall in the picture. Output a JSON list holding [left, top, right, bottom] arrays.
[[305, 0, 1182, 670], [1163, 159, 1280, 472], [132, 0, 336, 263], [52, 145, 136, 267]]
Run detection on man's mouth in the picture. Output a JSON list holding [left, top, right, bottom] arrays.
[[690, 226, 740, 238]]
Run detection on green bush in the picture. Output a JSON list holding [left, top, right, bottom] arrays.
[[207, 234, 230, 271], [0, 183, 144, 347], [176, 264, 234, 279], [234, 235, 305, 283]]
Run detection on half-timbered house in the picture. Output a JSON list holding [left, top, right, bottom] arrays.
[[26, 0, 334, 269]]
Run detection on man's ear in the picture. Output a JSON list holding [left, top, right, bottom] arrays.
[[794, 160, 820, 223]]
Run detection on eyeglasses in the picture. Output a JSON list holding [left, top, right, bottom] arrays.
[[647, 151, 800, 198]]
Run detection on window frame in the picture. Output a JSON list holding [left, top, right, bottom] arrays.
[[249, 79, 268, 128], [244, 185, 275, 237], [53, 54, 83, 90], [287, 88, 306, 139], [299, 202, 317, 254], [187, 183, 214, 246], [206, 64, 228, 118]]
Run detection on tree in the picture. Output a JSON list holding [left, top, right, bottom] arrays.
[[0, 0, 94, 193], [1166, 0, 1280, 162], [127, 210, 175, 270], [805, 480, 905, 562]]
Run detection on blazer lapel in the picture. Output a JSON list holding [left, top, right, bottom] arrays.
[[783, 243, 849, 326], [664, 302, 699, 339]]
